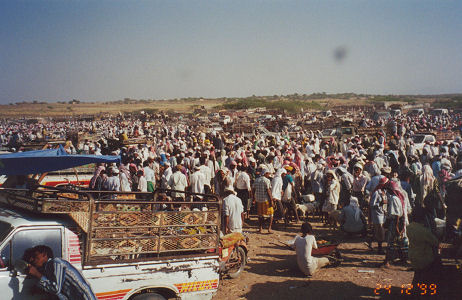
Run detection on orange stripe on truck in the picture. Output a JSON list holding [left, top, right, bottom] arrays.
[[96, 289, 131, 299]]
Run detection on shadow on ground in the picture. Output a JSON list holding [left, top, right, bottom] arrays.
[[239, 279, 375, 300]]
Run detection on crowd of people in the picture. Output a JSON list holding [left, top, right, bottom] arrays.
[[2, 109, 462, 289]]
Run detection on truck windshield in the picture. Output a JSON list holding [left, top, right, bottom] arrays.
[[322, 129, 334, 136], [0, 221, 12, 243], [412, 136, 425, 143], [342, 128, 353, 135]]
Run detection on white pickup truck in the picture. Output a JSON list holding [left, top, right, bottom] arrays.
[[0, 187, 221, 300], [411, 133, 436, 153]]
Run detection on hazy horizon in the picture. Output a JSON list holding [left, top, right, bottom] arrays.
[[1, 0, 461, 104]]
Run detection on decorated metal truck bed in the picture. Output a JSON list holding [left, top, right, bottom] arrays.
[[0, 186, 221, 266]]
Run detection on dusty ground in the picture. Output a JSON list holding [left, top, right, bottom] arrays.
[[0, 98, 225, 117], [214, 216, 462, 300], [0, 97, 406, 117]]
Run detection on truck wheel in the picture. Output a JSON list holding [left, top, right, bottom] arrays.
[[228, 246, 246, 279], [132, 293, 167, 300]]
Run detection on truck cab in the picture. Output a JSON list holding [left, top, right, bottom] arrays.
[[430, 108, 449, 117], [321, 126, 356, 140], [407, 108, 425, 117], [411, 133, 436, 152], [372, 111, 391, 122], [219, 115, 232, 125], [0, 209, 82, 300], [390, 109, 402, 117]]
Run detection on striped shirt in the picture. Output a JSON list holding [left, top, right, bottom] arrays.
[[38, 257, 96, 300]]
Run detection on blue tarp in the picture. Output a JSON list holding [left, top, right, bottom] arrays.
[[0, 146, 121, 175]]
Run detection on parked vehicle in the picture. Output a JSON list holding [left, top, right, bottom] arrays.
[[372, 111, 391, 122], [0, 148, 222, 300], [321, 126, 356, 140], [208, 112, 220, 121], [0, 187, 222, 300], [0, 165, 93, 188], [407, 108, 425, 117], [319, 110, 333, 118], [219, 115, 232, 125], [411, 133, 436, 152], [219, 232, 248, 279], [430, 108, 449, 116], [390, 109, 402, 117], [257, 115, 275, 122]]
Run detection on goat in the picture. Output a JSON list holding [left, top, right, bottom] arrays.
[[296, 202, 318, 220]]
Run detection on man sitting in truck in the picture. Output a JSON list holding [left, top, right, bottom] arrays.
[[25, 245, 97, 300]]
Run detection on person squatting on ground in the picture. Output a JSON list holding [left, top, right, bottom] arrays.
[[340, 196, 367, 236], [294, 223, 330, 277]]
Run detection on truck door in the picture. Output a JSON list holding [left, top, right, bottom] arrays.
[[0, 228, 62, 300]]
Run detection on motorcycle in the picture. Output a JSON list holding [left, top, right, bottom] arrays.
[[218, 232, 249, 278]]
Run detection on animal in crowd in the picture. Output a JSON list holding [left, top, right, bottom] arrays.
[[296, 202, 318, 220], [328, 210, 342, 228], [301, 194, 315, 203]]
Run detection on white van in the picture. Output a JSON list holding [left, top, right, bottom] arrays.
[[390, 109, 402, 117], [430, 109, 449, 116], [219, 115, 232, 125], [407, 108, 425, 117]]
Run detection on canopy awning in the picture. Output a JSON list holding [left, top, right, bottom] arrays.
[[0, 146, 120, 175]]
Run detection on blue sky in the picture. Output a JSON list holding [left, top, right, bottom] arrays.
[[0, 0, 461, 104]]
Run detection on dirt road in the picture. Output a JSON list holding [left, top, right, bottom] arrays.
[[214, 218, 461, 300]]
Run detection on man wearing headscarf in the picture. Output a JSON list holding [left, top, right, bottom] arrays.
[[311, 158, 325, 217], [336, 167, 353, 208], [322, 170, 340, 224], [367, 176, 388, 254], [340, 196, 367, 235], [382, 180, 409, 267], [119, 162, 132, 192], [89, 164, 105, 190], [352, 163, 367, 208]]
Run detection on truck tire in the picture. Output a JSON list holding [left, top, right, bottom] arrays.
[[228, 246, 246, 279], [132, 293, 167, 300]]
